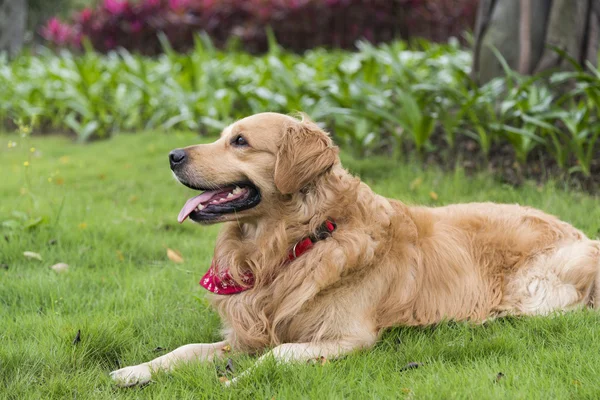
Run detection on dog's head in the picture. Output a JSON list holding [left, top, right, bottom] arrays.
[[170, 112, 339, 224]]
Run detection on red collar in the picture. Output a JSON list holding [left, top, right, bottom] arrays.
[[200, 220, 336, 295]]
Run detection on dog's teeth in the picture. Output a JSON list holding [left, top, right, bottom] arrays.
[[227, 193, 234, 198], [233, 186, 241, 194], [198, 204, 204, 210], [211, 200, 219, 204]]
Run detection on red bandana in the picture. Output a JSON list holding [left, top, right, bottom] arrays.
[[200, 220, 336, 295]]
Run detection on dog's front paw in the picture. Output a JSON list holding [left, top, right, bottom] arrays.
[[110, 364, 152, 387]]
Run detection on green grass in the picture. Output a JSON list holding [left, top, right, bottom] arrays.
[[2, 131, 600, 399]]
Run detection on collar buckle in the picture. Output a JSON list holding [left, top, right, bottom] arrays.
[[291, 241, 300, 260]]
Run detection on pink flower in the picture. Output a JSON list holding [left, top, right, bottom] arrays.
[[103, 0, 128, 15], [78, 8, 93, 23], [40, 18, 75, 46], [42, 17, 61, 36]]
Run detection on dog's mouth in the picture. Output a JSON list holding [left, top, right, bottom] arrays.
[[177, 183, 261, 223]]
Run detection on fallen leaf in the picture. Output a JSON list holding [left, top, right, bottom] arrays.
[[409, 177, 423, 191], [401, 388, 411, 394], [218, 376, 230, 384], [78, 222, 87, 229], [116, 250, 124, 261], [221, 344, 231, 353], [54, 177, 64, 185], [167, 248, 184, 263], [429, 191, 438, 201], [129, 195, 139, 203], [98, 174, 106, 180], [307, 356, 328, 366], [73, 329, 81, 345], [399, 362, 423, 372], [50, 263, 69, 273], [24, 251, 42, 261], [226, 358, 235, 374], [495, 372, 505, 383]]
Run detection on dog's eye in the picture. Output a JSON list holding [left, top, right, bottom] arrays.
[[232, 135, 248, 147]]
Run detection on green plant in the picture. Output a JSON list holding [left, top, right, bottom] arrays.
[[2, 38, 600, 178]]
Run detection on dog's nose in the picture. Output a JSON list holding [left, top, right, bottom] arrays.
[[169, 149, 187, 169]]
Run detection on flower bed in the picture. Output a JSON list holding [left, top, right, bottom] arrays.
[[40, 0, 478, 54]]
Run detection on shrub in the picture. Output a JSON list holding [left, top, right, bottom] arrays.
[[40, 0, 478, 54], [3, 38, 600, 183]]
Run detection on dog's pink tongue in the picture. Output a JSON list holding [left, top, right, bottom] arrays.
[[178, 191, 219, 223]]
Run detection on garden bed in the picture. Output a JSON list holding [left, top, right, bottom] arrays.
[[2, 39, 599, 192]]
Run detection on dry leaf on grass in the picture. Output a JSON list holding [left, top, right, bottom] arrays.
[[221, 344, 231, 353], [218, 376, 230, 384], [410, 177, 423, 191], [429, 191, 438, 201], [50, 263, 69, 273], [307, 356, 328, 365], [23, 251, 42, 261], [167, 248, 184, 263]]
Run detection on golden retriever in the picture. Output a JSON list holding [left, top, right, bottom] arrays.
[[111, 112, 600, 386]]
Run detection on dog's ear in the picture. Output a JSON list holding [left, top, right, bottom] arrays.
[[274, 118, 339, 194]]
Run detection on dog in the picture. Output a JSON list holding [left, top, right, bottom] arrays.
[[111, 112, 600, 387]]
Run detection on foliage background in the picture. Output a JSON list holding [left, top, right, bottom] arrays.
[[38, 0, 478, 54]]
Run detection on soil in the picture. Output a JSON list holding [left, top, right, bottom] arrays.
[[422, 127, 600, 195]]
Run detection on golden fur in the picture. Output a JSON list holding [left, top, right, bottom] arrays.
[[111, 112, 600, 386]]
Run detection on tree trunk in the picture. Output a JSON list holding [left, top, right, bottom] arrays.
[[0, 0, 27, 57], [472, 0, 600, 84]]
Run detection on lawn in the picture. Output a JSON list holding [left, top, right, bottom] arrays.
[[2, 131, 600, 399]]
